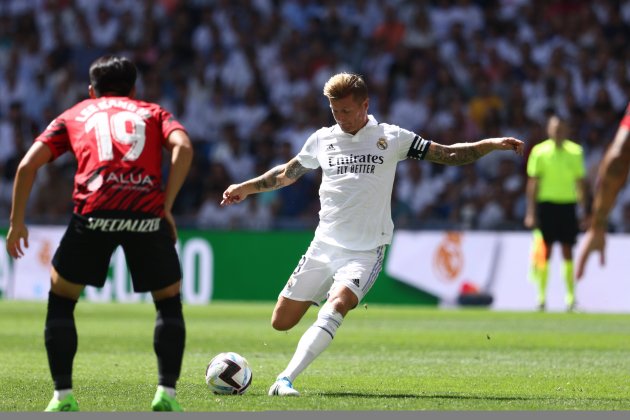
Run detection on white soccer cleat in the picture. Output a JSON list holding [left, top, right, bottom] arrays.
[[268, 377, 300, 396]]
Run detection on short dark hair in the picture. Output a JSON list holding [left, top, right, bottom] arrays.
[[89, 55, 137, 97], [323, 73, 368, 103]]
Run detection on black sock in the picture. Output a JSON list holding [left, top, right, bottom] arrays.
[[44, 291, 78, 390], [154, 294, 185, 388]]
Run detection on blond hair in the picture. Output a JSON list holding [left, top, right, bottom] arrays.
[[323, 73, 368, 102]]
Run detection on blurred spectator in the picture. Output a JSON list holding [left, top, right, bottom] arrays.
[[0, 0, 628, 233]]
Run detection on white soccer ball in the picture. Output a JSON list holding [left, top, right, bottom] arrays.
[[205, 352, 253, 395]]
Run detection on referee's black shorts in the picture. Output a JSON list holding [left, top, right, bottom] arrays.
[[536, 202, 579, 246], [52, 212, 182, 293]]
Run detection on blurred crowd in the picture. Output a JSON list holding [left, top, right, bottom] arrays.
[[0, 0, 629, 232]]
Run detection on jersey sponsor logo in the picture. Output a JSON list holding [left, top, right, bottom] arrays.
[[105, 172, 154, 187], [86, 217, 161, 232], [326, 143, 335, 151], [328, 153, 384, 175], [86, 170, 155, 192], [376, 137, 388, 150], [351, 278, 360, 287]]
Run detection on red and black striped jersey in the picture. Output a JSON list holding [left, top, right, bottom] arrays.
[[621, 102, 630, 130], [36, 96, 186, 217]]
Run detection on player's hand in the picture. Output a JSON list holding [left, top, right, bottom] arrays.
[[575, 228, 606, 280], [6, 223, 29, 259], [489, 137, 524, 155], [221, 184, 248, 206], [523, 214, 536, 229], [164, 210, 178, 242]]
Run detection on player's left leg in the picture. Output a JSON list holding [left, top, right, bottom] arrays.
[[123, 223, 186, 411], [559, 204, 579, 312], [44, 268, 84, 412]]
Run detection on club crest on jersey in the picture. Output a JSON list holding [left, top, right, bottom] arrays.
[[376, 138, 388, 150]]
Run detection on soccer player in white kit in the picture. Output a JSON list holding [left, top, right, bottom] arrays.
[[221, 73, 524, 396]]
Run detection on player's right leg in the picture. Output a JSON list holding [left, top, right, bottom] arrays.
[[150, 281, 185, 412], [46, 213, 118, 411], [269, 243, 383, 396], [268, 243, 333, 396], [268, 297, 313, 397], [44, 268, 85, 412]]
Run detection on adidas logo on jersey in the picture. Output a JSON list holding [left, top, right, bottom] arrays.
[[352, 278, 360, 287], [326, 144, 335, 151]]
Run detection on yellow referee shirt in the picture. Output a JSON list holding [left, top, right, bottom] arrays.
[[526, 139, 585, 203]]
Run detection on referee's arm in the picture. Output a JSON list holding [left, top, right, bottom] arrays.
[[577, 177, 591, 228], [524, 177, 539, 229]]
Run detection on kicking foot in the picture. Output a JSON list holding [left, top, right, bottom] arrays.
[[268, 377, 300, 396]]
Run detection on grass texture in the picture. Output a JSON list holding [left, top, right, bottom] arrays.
[[0, 300, 628, 412]]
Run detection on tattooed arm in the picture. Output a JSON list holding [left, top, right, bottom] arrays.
[[576, 126, 630, 279], [424, 137, 524, 165], [221, 157, 311, 205]]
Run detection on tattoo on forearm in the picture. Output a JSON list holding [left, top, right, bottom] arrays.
[[285, 160, 309, 179], [254, 167, 283, 191], [428, 144, 483, 165], [252, 160, 308, 191]]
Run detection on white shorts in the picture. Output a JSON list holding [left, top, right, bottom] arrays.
[[279, 239, 387, 305]]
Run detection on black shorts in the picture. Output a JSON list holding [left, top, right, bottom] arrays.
[[537, 202, 579, 245], [52, 212, 182, 293]]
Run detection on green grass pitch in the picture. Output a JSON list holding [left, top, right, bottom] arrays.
[[0, 300, 629, 412]]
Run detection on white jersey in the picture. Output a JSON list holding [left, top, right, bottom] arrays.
[[297, 115, 431, 251]]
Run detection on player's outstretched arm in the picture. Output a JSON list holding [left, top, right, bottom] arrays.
[[6, 142, 53, 259], [221, 157, 310, 206], [576, 126, 630, 279], [424, 137, 524, 166]]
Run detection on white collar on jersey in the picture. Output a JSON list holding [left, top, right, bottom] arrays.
[[335, 115, 379, 142]]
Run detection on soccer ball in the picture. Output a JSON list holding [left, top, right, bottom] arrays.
[[205, 352, 253, 395]]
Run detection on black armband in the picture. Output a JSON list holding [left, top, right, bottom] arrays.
[[407, 136, 431, 160]]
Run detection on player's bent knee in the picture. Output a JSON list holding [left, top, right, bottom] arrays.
[[151, 281, 182, 301], [270, 315, 299, 331], [327, 290, 358, 316]]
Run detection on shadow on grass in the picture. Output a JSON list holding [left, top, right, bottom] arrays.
[[318, 392, 627, 403]]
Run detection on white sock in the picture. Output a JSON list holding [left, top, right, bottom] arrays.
[[53, 389, 72, 399], [157, 385, 176, 398], [280, 306, 344, 382]]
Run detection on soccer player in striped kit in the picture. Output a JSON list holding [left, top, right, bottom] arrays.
[[221, 72, 523, 396], [6, 56, 193, 411]]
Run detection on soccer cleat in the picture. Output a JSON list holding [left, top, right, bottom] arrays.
[[268, 376, 300, 396], [151, 388, 183, 412], [44, 394, 79, 412]]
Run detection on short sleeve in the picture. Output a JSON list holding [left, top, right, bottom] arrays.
[[398, 126, 431, 161], [35, 117, 71, 160], [159, 108, 187, 144], [526, 147, 540, 177], [296, 131, 320, 169]]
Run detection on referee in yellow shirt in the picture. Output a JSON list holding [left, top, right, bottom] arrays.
[[524, 115, 589, 311]]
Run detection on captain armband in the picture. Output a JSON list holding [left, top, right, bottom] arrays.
[[407, 136, 431, 160]]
